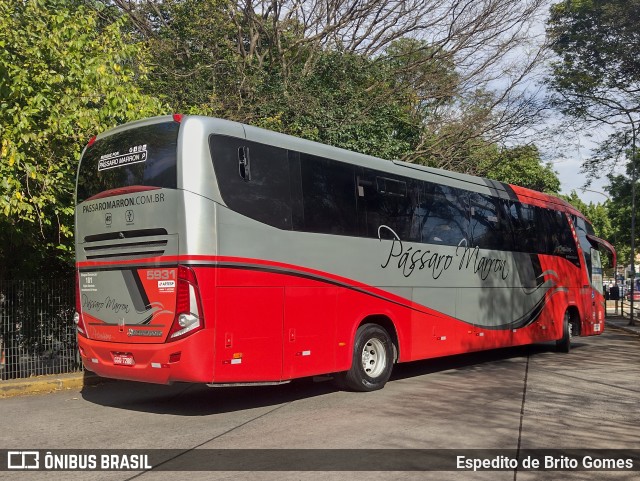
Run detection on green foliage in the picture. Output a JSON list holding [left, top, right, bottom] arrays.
[[547, 0, 640, 177], [0, 0, 164, 277], [562, 190, 613, 239], [482, 145, 561, 194], [128, 0, 549, 180], [132, 1, 512, 171], [548, 0, 640, 108], [383, 38, 458, 115], [602, 166, 640, 266], [135, 0, 236, 116], [138, 2, 424, 161], [251, 49, 423, 161]]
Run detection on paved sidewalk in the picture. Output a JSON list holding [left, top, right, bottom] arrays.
[[606, 301, 640, 336]]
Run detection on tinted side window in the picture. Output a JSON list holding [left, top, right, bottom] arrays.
[[300, 154, 358, 235], [507, 202, 580, 260], [357, 171, 420, 241], [417, 183, 469, 245], [547, 211, 580, 266], [573, 215, 595, 274], [537, 208, 576, 256], [469, 193, 514, 250], [507, 203, 538, 253], [210, 135, 292, 229]]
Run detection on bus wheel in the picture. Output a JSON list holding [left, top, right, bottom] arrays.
[[556, 311, 572, 353], [338, 323, 394, 392]]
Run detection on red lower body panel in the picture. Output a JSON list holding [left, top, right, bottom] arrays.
[[76, 255, 602, 385], [79, 329, 215, 384]]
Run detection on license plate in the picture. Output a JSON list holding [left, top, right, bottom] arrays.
[[113, 354, 135, 366]]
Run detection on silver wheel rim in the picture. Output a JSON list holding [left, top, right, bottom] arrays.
[[568, 321, 573, 339], [565, 313, 573, 339], [361, 338, 387, 378]]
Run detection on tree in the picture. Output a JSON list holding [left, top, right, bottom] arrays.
[[113, 0, 550, 173], [547, 0, 640, 178], [116, 0, 238, 116], [251, 48, 423, 161], [562, 190, 613, 239], [548, 1, 640, 322], [483, 145, 561, 193], [602, 166, 639, 267], [0, 0, 165, 278]]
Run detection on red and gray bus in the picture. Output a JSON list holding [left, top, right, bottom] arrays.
[[74, 115, 615, 391]]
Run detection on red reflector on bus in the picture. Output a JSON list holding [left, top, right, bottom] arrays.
[[172, 114, 183, 123], [87, 135, 97, 148]]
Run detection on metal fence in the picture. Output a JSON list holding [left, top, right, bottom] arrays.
[[0, 279, 81, 380]]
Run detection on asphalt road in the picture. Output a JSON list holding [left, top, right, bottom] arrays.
[[1, 327, 639, 481]]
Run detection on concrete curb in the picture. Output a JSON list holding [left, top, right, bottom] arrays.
[[606, 321, 640, 337], [605, 311, 640, 337], [0, 372, 108, 399]]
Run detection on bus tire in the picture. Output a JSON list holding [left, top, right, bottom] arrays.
[[338, 323, 394, 392], [556, 311, 572, 353]]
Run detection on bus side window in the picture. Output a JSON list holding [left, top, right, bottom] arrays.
[[507, 202, 537, 253], [533, 207, 555, 255], [356, 171, 420, 241], [210, 135, 292, 230], [545, 210, 580, 266], [468, 193, 514, 251], [300, 154, 359, 236], [572, 215, 595, 276], [417, 183, 469, 246]]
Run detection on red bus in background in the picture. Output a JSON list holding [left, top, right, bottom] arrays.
[[74, 115, 615, 391]]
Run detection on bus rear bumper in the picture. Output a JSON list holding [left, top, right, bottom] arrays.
[[77, 330, 215, 385]]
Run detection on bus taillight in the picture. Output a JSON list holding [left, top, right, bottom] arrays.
[[168, 266, 204, 341], [74, 273, 88, 338]]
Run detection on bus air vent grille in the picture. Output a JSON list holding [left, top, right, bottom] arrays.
[[82, 229, 172, 260]]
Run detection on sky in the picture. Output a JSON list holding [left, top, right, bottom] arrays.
[[551, 135, 613, 204], [545, 120, 628, 205], [505, 2, 622, 206], [556, 162, 610, 203]]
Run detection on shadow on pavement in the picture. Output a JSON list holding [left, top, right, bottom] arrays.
[[80, 376, 337, 416], [80, 339, 584, 416]]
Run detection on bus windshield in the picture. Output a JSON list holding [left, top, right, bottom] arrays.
[[77, 121, 179, 203]]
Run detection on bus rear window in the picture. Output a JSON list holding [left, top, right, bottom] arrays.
[[77, 121, 179, 203]]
